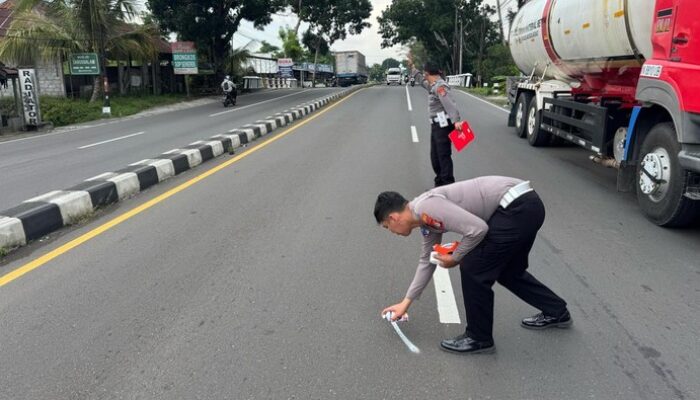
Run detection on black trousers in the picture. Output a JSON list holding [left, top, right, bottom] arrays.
[[459, 191, 568, 342], [430, 122, 455, 187]]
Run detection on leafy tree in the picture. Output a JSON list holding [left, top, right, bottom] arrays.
[[0, 0, 158, 102], [290, 0, 371, 86], [278, 27, 304, 60], [259, 40, 280, 54], [148, 0, 282, 78], [369, 63, 385, 82], [381, 58, 400, 69], [379, 0, 499, 75]]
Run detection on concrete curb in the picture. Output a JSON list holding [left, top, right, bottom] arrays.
[[0, 86, 365, 253]]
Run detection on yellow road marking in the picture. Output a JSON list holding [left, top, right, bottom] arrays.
[[0, 89, 363, 287]]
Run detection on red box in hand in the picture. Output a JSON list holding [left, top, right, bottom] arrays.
[[448, 121, 475, 152]]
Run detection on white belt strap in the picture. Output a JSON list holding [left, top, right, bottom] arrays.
[[499, 181, 534, 209]]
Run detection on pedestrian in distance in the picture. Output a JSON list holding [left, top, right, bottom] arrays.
[[411, 61, 464, 187], [376, 177, 572, 354]]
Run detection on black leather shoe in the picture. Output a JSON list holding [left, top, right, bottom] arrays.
[[521, 310, 572, 330], [440, 333, 495, 354]]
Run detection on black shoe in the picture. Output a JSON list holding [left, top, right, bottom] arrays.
[[440, 333, 495, 354], [521, 310, 572, 330]]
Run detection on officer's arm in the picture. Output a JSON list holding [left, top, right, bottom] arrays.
[[438, 86, 462, 122], [405, 231, 442, 300], [412, 70, 430, 91], [425, 198, 488, 261]]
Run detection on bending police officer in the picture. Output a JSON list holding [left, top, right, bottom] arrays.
[[376, 177, 572, 354]]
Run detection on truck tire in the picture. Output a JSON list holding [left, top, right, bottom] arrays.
[[636, 122, 700, 227], [514, 93, 532, 138], [526, 100, 551, 146]]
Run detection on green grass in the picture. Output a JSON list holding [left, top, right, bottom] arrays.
[[39, 94, 188, 127]]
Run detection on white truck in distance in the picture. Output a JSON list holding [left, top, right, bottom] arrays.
[[386, 68, 402, 85]]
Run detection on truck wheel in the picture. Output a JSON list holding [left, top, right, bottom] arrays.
[[526, 100, 551, 146], [514, 93, 532, 138], [636, 122, 700, 227]]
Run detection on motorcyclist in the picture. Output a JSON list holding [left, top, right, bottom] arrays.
[[221, 75, 237, 105]]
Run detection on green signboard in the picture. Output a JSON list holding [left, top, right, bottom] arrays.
[[172, 52, 198, 74], [69, 53, 100, 75]]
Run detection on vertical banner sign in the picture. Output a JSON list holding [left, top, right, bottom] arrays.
[[18, 69, 41, 127], [171, 41, 198, 75], [278, 58, 294, 78]]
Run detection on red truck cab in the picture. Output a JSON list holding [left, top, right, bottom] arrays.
[[626, 0, 700, 226]]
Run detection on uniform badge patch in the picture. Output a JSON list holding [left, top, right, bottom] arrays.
[[437, 86, 447, 97], [421, 213, 444, 230]]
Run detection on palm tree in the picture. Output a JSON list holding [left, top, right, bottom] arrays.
[[0, 0, 159, 102], [225, 47, 251, 79]]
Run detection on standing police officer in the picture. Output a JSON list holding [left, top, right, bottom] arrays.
[[411, 62, 463, 187]]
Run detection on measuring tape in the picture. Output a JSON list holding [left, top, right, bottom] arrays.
[[384, 312, 420, 354]]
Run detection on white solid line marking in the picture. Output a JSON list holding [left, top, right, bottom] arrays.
[[457, 90, 510, 114], [208, 90, 312, 117], [405, 83, 413, 112], [411, 126, 419, 143], [433, 267, 461, 324], [77, 131, 145, 149]]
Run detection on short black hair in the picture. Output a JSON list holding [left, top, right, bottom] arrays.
[[374, 191, 408, 224], [423, 62, 442, 76]]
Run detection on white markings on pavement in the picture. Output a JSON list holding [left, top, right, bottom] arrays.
[[405, 83, 413, 111], [208, 90, 311, 117], [411, 126, 419, 143], [457, 90, 510, 114], [77, 131, 145, 149], [433, 267, 461, 324]]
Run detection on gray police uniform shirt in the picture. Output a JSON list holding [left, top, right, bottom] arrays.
[[412, 71, 461, 123], [405, 176, 525, 300]]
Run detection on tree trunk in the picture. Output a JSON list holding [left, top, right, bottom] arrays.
[[293, 0, 303, 36], [90, 76, 101, 103], [312, 39, 320, 88], [118, 61, 125, 95]]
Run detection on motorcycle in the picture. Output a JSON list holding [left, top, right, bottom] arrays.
[[410, 77, 415, 87], [222, 90, 237, 107]]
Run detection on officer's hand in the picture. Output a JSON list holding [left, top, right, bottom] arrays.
[[454, 121, 464, 131], [436, 254, 459, 269], [382, 298, 412, 321]]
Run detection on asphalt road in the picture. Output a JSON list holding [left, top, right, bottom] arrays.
[[0, 88, 342, 208], [0, 85, 698, 400]]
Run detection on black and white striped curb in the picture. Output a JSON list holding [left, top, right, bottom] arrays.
[[0, 86, 364, 252]]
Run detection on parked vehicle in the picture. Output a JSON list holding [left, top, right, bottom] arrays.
[[507, 0, 700, 226]]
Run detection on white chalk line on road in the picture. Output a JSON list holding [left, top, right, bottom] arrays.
[[458, 90, 510, 114], [208, 89, 311, 117], [405, 84, 413, 112], [433, 267, 461, 324], [411, 126, 419, 143], [78, 131, 145, 149]]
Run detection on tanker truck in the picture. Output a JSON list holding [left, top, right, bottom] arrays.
[[507, 0, 700, 227]]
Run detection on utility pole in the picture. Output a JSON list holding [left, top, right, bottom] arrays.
[[459, 18, 463, 74], [453, 1, 459, 74], [496, 0, 507, 45]]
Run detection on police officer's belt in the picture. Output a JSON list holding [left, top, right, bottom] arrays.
[[499, 181, 534, 209]]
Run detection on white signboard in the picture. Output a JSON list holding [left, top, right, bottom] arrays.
[[18, 69, 41, 126]]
